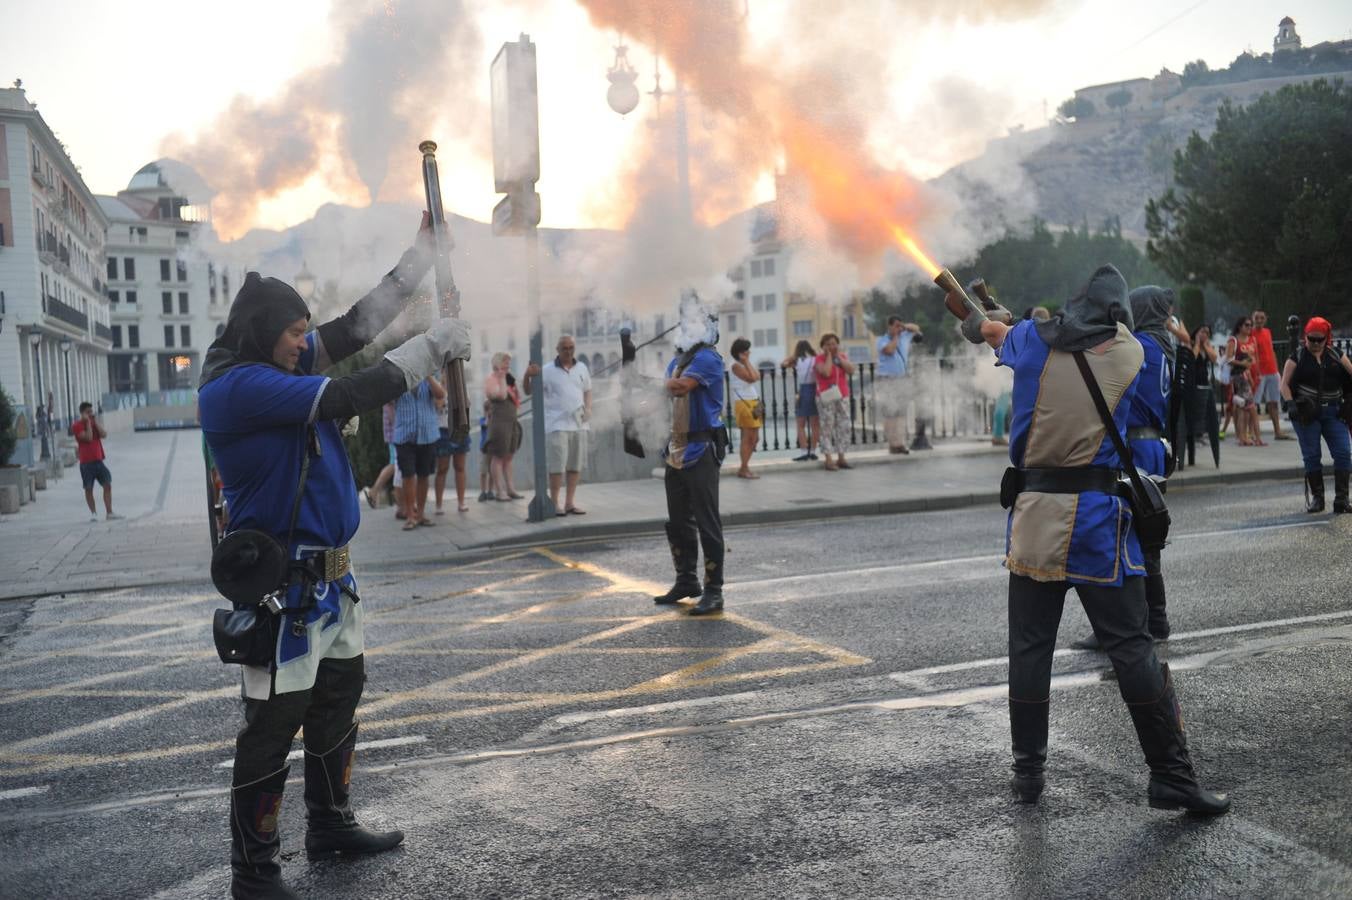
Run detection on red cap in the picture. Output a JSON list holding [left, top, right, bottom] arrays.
[[1305, 316, 1332, 338]]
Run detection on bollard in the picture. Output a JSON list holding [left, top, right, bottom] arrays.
[[0, 485, 18, 514], [32, 468, 47, 490]]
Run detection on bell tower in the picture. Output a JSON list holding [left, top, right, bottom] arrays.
[[1274, 16, 1301, 53]]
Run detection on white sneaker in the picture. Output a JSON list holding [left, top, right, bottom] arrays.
[[106, 513, 124, 521], [89, 515, 100, 523]]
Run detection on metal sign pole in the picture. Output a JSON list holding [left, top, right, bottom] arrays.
[[525, 223, 553, 522]]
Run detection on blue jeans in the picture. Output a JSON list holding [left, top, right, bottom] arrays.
[[1292, 403, 1352, 474]]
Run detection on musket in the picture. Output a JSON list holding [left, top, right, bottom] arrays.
[[419, 140, 472, 443]]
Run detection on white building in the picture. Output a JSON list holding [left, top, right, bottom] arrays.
[[723, 207, 788, 369], [97, 161, 232, 405], [0, 81, 112, 439]]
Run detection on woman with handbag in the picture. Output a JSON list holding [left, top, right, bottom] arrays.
[[1279, 316, 1352, 513], [483, 351, 525, 501], [814, 333, 856, 471], [199, 214, 472, 900], [729, 337, 763, 479], [781, 340, 819, 461]]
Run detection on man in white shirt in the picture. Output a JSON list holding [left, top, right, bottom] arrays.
[[524, 335, 592, 515]]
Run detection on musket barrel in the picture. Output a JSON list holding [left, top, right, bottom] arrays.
[[419, 140, 471, 442], [934, 267, 987, 322]]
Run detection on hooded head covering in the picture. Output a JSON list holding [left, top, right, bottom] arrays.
[[199, 272, 311, 387], [1128, 285, 1175, 355], [1035, 264, 1134, 353]]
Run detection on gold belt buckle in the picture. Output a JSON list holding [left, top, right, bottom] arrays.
[[324, 546, 350, 582]]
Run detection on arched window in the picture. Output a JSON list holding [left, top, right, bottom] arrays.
[[590, 352, 605, 376]]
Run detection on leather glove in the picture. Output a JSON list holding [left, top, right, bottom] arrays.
[[960, 310, 989, 345], [384, 318, 472, 390]]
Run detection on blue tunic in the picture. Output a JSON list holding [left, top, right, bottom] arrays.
[[998, 320, 1147, 586], [663, 347, 725, 469], [199, 333, 364, 696], [1127, 334, 1171, 478]]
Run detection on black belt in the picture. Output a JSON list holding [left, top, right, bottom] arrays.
[[1008, 466, 1121, 496], [683, 430, 715, 442], [1126, 426, 1162, 441]]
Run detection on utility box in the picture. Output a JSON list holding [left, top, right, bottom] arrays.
[[490, 35, 540, 193]]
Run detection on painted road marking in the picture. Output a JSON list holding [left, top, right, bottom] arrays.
[[213, 735, 428, 768], [0, 785, 49, 801]]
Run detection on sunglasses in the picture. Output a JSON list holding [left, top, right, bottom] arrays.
[[1308, 335, 1327, 343]]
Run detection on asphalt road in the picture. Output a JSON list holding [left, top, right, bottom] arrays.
[[1, 480, 1350, 899]]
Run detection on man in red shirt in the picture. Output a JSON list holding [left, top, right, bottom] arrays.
[[72, 402, 120, 521], [1252, 310, 1293, 440]]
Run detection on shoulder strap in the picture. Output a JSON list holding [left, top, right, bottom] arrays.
[[1072, 351, 1152, 500], [283, 425, 316, 550]]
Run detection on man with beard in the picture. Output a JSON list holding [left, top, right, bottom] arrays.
[[954, 264, 1229, 815], [1072, 285, 1189, 650], [653, 297, 727, 616], [199, 214, 471, 899]]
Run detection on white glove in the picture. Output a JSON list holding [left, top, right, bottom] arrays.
[[384, 318, 472, 389], [341, 416, 361, 437]]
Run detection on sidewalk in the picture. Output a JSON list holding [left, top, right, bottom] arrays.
[[0, 423, 1310, 600]]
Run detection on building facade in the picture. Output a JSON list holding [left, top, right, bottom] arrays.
[[97, 162, 231, 407], [0, 82, 112, 442]]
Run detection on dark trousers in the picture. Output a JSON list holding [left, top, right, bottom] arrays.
[[1008, 575, 1163, 704], [664, 450, 724, 587], [233, 655, 365, 786]]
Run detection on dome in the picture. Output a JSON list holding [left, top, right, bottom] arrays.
[[127, 162, 166, 191], [125, 158, 216, 203]]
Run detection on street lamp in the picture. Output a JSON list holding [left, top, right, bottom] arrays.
[[28, 331, 49, 459], [59, 337, 73, 429]]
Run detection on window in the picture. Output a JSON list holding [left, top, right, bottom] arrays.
[[178, 292, 189, 314], [126, 290, 137, 305], [753, 329, 766, 345], [763, 258, 776, 276], [176, 260, 187, 282], [764, 293, 777, 311], [164, 326, 175, 347], [128, 325, 140, 348], [750, 259, 763, 278], [162, 292, 173, 314], [180, 325, 191, 347], [124, 257, 135, 279], [726, 314, 737, 333], [108, 290, 120, 304], [752, 294, 763, 312], [842, 314, 856, 339], [765, 328, 778, 346], [160, 259, 171, 282], [107, 257, 118, 280], [794, 319, 813, 337], [112, 325, 122, 348]]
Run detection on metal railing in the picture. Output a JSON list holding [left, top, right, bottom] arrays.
[[44, 294, 88, 331]]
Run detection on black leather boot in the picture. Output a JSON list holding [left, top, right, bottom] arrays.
[[1009, 699, 1048, 803], [1126, 665, 1231, 816], [1145, 548, 1170, 641], [1306, 472, 1325, 513], [1334, 471, 1351, 514], [688, 556, 724, 616], [304, 723, 405, 859], [654, 523, 702, 605], [231, 765, 298, 900]]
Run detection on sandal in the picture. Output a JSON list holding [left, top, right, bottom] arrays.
[[417, 518, 436, 527], [838, 461, 853, 469], [402, 519, 418, 531], [363, 488, 376, 509], [566, 507, 587, 515], [824, 463, 838, 472]]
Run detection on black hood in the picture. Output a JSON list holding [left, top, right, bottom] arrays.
[[199, 272, 311, 387], [1129, 285, 1175, 356], [1035, 264, 1134, 353]]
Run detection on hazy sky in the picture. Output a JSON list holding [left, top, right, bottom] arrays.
[[3, 1, 1347, 235]]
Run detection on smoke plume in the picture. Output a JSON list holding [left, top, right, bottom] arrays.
[[162, 0, 483, 241]]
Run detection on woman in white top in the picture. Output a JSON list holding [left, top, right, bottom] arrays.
[[781, 340, 818, 462], [729, 337, 763, 479]]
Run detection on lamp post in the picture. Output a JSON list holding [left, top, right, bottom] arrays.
[[28, 331, 49, 460], [59, 337, 73, 431]]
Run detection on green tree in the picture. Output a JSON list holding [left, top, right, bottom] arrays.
[[1105, 88, 1133, 114], [1057, 96, 1095, 120], [1181, 59, 1210, 88], [0, 388, 16, 466], [1145, 79, 1352, 322]]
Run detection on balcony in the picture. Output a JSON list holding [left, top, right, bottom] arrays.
[[37, 232, 58, 265], [94, 322, 113, 342], [44, 294, 89, 331]]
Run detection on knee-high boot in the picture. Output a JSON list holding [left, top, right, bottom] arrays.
[[689, 530, 724, 616], [304, 722, 405, 858], [1009, 699, 1048, 803], [654, 523, 702, 605], [230, 764, 298, 900], [1333, 471, 1350, 514], [1306, 472, 1325, 513], [1125, 664, 1231, 816]]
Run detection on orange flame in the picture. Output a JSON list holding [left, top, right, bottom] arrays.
[[776, 109, 942, 281]]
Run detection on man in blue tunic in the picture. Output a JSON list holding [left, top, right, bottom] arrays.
[[1073, 285, 1189, 650], [653, 299, 727, 616], [199, 215, 471, 899], [957, 264, 1229, 815]]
